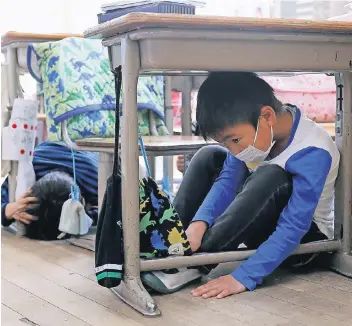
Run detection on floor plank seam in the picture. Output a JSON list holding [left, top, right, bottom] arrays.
[[277, 281, 352, 305], [2, 278, 94, 326], [290, 274, 352, 294], [3, 265, 146, 326], [167, 294, 251, 325], [1, 303, 26, 319], [2, 304, 40, 326], [18, 317, 40, 326], [53, 282, 196, 326], [255, 289, 349, 322], [172, 290, 308, 326], [3, 236, 202, 325], [3, 243, 95, 283], [228, 297, 308, 326]]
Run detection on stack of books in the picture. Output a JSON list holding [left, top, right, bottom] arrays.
[[98, 1, 204, 24]]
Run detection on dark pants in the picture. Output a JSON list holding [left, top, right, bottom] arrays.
[[174, 145, 326, 265]]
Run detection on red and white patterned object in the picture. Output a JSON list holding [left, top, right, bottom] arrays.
[[2, 99, 38, 161], [172, 91, 182, 132], [263, 74, 336, 123], [189, 74, 336, 123]]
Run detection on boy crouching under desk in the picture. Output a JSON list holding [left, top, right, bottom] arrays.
[[145, 72, 339, 299]]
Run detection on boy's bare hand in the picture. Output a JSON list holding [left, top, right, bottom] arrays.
[[5, 192, 38, 225], [176, 155, 185, 173], [186, 221, 207, 252], [191, 275, 246, 299]]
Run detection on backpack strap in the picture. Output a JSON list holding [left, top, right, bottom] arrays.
[[111, 66, 122, 184]]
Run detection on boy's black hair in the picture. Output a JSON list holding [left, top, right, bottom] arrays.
[[25, 171, 78, 240], [196, 72, 283, 140]]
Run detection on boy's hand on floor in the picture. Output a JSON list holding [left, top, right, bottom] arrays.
[[191, 275, 246, 299], [186, 221, 207, 252]]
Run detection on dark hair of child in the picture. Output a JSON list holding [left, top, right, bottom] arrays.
[[196, 72, 283, 140], [25, 171, 79, 240]]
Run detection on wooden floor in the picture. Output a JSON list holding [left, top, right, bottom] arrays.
[[2, 230, 352, 326]]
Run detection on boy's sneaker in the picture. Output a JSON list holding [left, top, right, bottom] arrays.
[[141, 268, 204, 294]]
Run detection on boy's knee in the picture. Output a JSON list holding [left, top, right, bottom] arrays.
[[246, 164, 292, 193], [193, 145, 227, 165]]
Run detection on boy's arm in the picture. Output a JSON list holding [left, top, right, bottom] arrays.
[[1, 178, 14, 227], [232, 147, 333, 290], [192, 152, 248, 227]]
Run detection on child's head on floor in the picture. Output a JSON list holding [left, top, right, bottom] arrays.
[[24, 171, 84, 240], [196, 72, 284, 160]]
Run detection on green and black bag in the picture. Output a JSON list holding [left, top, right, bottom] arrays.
[[95, 67, 191, 288]]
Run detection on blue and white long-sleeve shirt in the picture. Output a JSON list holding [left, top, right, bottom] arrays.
[[1, 142, 99, 226], [193, 107, 340, 290]]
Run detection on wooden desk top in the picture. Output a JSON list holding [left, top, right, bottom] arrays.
[[84, 13, 352, 39], [76, 135, 213, 151], [1, 31, 83, 47]]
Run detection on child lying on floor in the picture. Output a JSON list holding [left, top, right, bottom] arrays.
[[1, 142, 99, 239], [148, 72, 339, 298], [2, 141, 148, 240], [5, 171, 91, 240]]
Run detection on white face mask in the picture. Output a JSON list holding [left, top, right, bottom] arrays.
[[235, 121, 275, 163]]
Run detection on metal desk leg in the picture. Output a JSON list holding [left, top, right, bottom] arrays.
[[331, 72, 352, 277], [110, 37, 160, 316], [164, 76, 174, 192], [148, 110, 157, 179], [98, 153, 113, 211], [180, 76, 193, 180], [147, 155, 156, 179], [181, 76, 193, 136]]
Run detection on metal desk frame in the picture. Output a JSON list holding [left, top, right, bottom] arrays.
[[81, 20, 352, 316]]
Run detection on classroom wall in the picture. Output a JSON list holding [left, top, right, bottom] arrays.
[[0, 0, 100, 35]]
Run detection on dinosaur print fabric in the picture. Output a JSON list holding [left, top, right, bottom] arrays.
[[27, 38, 169, 141], [95, 176, 192, 287], [139, 177, 192, 258]]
